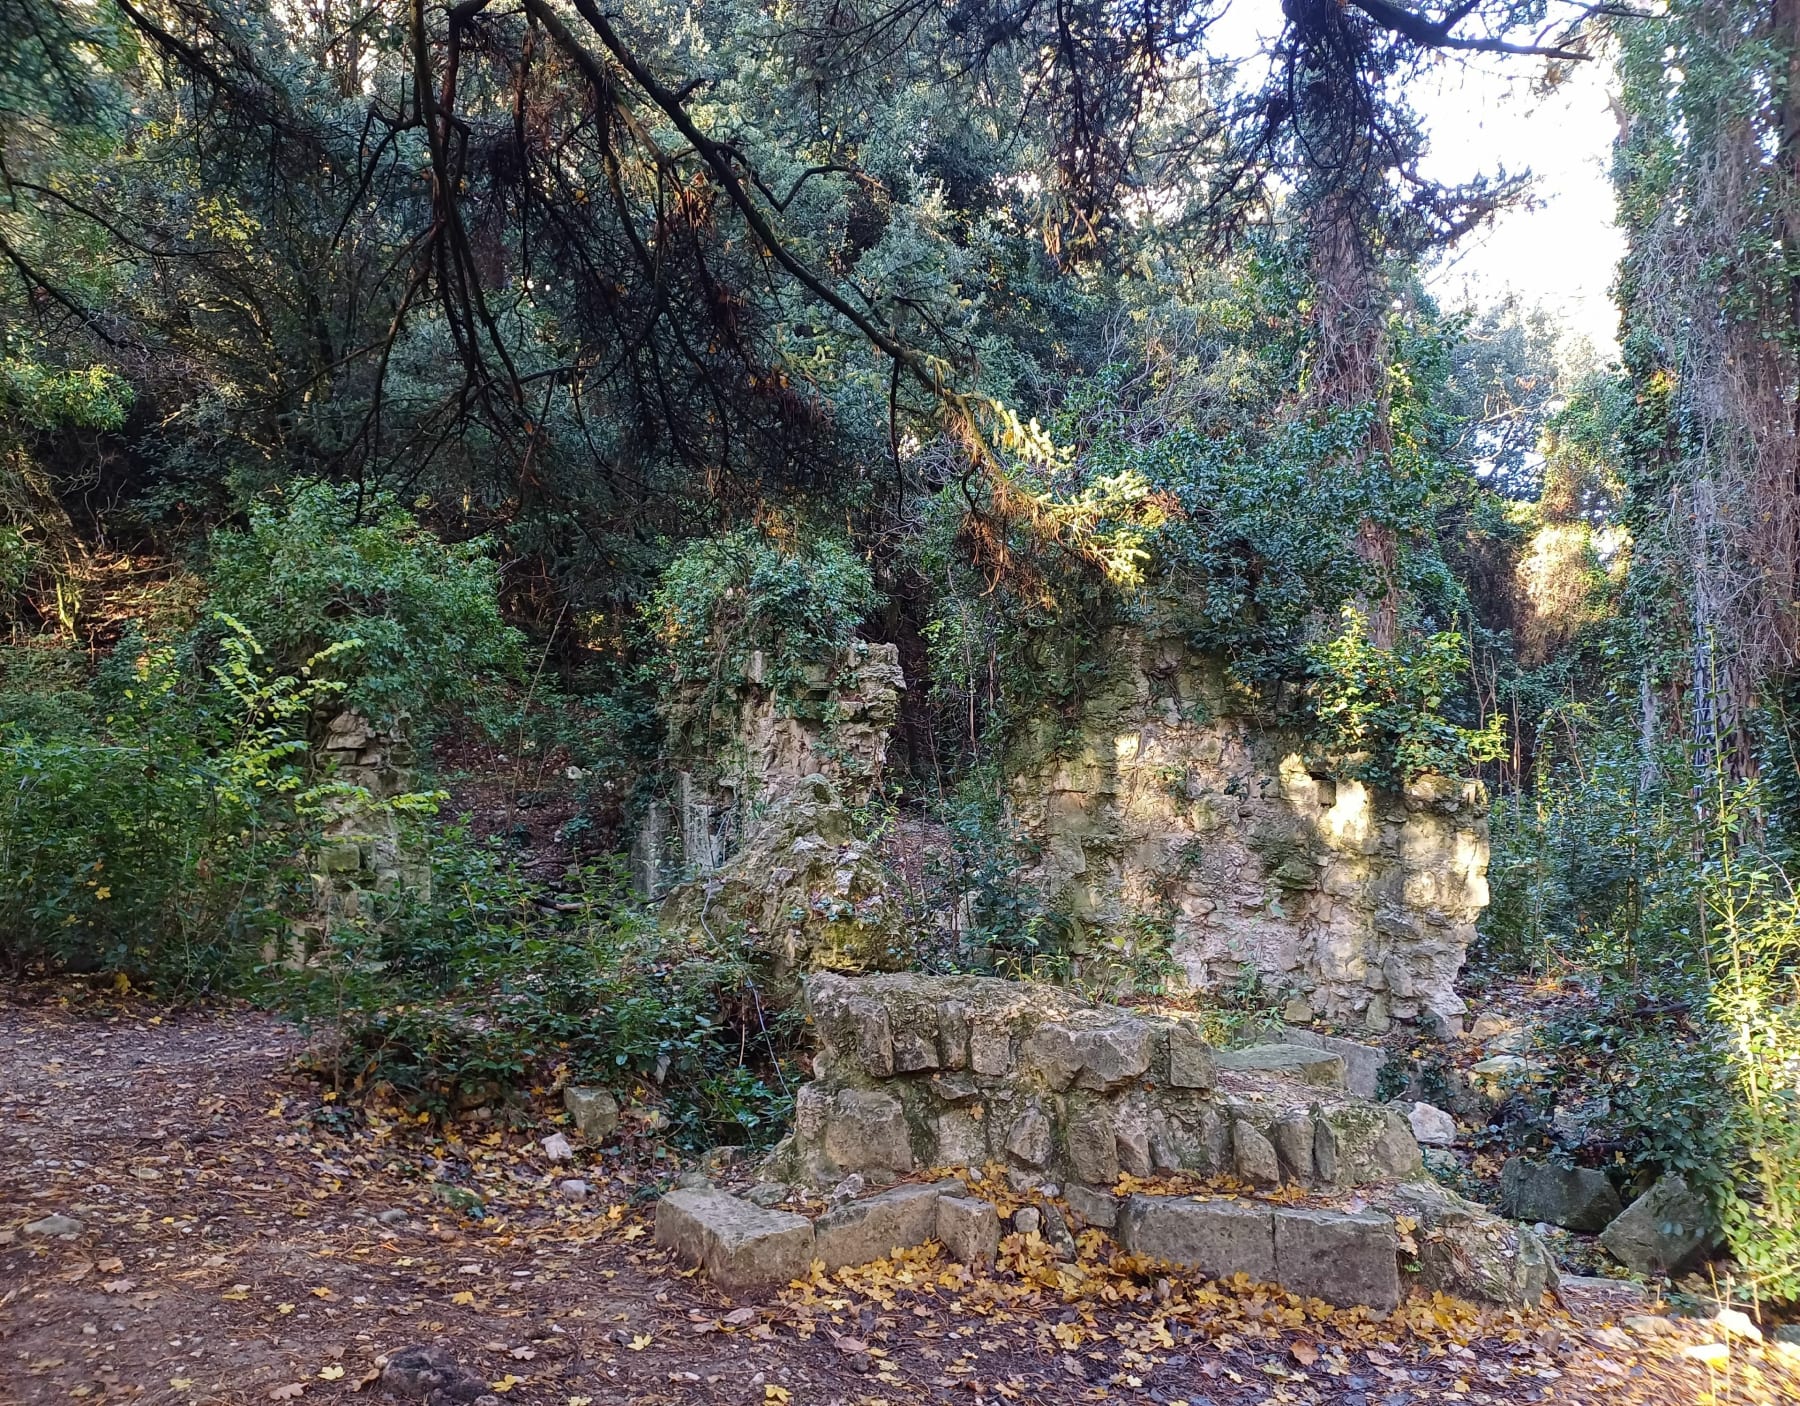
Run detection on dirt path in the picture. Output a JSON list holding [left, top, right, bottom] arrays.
[[1, 988, 1792, 1406]]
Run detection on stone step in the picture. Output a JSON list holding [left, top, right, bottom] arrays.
[[654, 1188, 815, 1290], [1213, 1044, 1347, 1087], [1117, 1195, 1400, 1308]]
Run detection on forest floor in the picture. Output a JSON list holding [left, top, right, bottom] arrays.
[[2, 986, 1795, 1406]]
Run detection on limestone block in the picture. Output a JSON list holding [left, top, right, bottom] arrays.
[[969, 1020, 1013, 1076], [1063, 1183, 1121, 1230], [1598, 1175, 1716, 1275], [1165, 1022, 1216, 1089], [1499, 1156, 1621, 1232], [1273, 1207, 1400, 1308], [823, 1088, 914, 1174], [812, 1182, 946, 1271], [938, 1000, 971, 1069], [932, 1110, 988, 1166], [1023, 1013, 1152, 1092], [1270, 1112, 1315, 1181], [1065, 1105, 1120, 1186], [1215, 1044, 1346, 1088], [563, 1086, 619, 1143], [936, 1195, 1001, 1270], [1232, 1120, 1282, 1187], [892, 1020, 940, 1073], [1117, 1196, 1277, 1282], [1006, 1106, 1054, 1168], [929, 1071, 981, 1104], [1313, 1104, 1421, 1186], [1278, 1028, 1387, 1098], [1407, 1102, 1457, 1148], [655, 1189, 814, 1289]]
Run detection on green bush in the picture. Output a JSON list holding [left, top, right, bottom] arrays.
[[206, 480, 525, 732], [0, 619, 342, 989], [1305, 606, 1506, 785], [647, 527, 877, 702], [288, 832, 800, 1147]]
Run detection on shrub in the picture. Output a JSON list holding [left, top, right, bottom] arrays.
[[0, 618, 342, 989], [288, 833, 800, 1147], [206, 480, 525, 732], [647, 527, 877, 702]]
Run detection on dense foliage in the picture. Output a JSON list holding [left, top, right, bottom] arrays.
[[3, 0, 1799, 1303]]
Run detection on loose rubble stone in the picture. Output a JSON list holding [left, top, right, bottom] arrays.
[[23, 1213, 83, 1237], [812, 1182, 947, 1271], [1117, 1196, 1277, 1282], [1407, 1102, 1457, 1147], [1013, 1206, 1042, 1236], [655, 1188, 815, 1290], [1232, 1121, 1282, 1186], [1599, 1175, 1717, 1276], [1468, 1055, 1550, 1088], [557, 1179, 590, 1199], [381, 1344, 475, 1400], [1499, 1156, 1622, 1232], [1624, 1315, 1677, 1336], [563, 1085, 619, 1142], [1387, 1180, 1558, 1306], [745, 1182, 790, 1208], [1313, 1104, 1421, 1184], [828, 1173, 867, 1205], [540, 1132, 574, 1162], [936, 1195, 1000, 1269], [1041, 1203, 1078, 1259], [1273, 1207, 1401, 1310], [1215, 1044, 1346, 1087], [376, 1208, 409, 1225]]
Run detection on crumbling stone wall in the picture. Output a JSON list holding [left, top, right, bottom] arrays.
[[777, 972, 1422, 1204], [633, 640, 903, 896], [1005, 629, 1488, 1035], [289, 710, 429, 956]]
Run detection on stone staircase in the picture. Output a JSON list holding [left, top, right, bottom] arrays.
[[654, 972, 1555, 1309]]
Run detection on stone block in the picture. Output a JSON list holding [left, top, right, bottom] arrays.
[[1005, 1106, 1053, 1168], [1390, 1180, 1557, 1307], [823, 1088, 914, 1174], [1065, 1105, 1120, 1185], [1273, 1207, 1400, 1309], [1166, 1022, 1216, 1090], [937, 1195, 1001, 1270], [1063, 1182, 1121, 1230], [1270, 1112, 1314, 1181], [1599, 1175, 1716, 1276], [1232, 1120, 1282, 1187], [1117, 1196, 1276, 1282], [1499, 1156, 1621, 1232], [1278, 1028, 1387, 1098], [938, 1000, 971, 1069], [969, 1020, 1013, 1076], [1024, 1015, 1152, 1092], [563, 1085, 619, 1143], [1215, 1044, 1346, 1087], [1408, 1102, 1457, 1148], [812, 1182, 946, 1271], [655, 1189, 814, 1290], [932, 1109, 989, 1165], [1314, 1104, 1421, 1185]]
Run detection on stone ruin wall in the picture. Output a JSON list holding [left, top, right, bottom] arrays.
[[284, 710, 430, 960], [632, 640, 904, 896], [783, 973, 1423, 1202], [640, 621, 1490, 1034], [1006, 629, 1489, 1036]]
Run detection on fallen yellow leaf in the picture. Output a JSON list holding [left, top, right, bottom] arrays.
[[318, 1365, 345, 1381], [628, 1333, 653, 1351]]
